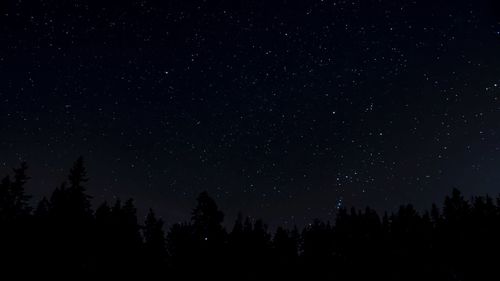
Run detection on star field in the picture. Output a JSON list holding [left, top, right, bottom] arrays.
[[1, 0, 500, 226]]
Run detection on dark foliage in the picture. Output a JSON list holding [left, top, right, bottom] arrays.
[[0, 159, 499, 280]]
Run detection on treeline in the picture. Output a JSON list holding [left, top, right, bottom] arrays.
[[0, 158, 499, 280]]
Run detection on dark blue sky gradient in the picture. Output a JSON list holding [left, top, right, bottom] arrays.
[[1, 0, 500, 227]]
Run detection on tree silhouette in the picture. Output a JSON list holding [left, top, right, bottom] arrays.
[[0, 162, 31, 222], [167, 222, 195, 278], [42, 158, 95, 277], [2, 160, 500, 280], [0, 163, 32, 276], [67, 156, 92, 219], [191, 191, 225, 242], [188, 191, 227, 279], [143, 208, 167, 276], [11, 162, 32, 217]]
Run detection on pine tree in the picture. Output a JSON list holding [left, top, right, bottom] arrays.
[[143, 208, 167, 270], [191, 191, 225, 242], [0, 163, 32, 222], [11, 162, 32, 216], [67, 157, 92, 218]]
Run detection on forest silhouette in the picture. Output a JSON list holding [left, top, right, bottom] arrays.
[[0, 157, 498, 280]]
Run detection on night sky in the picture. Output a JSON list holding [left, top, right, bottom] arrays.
[[1, 0, 500, 227]]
